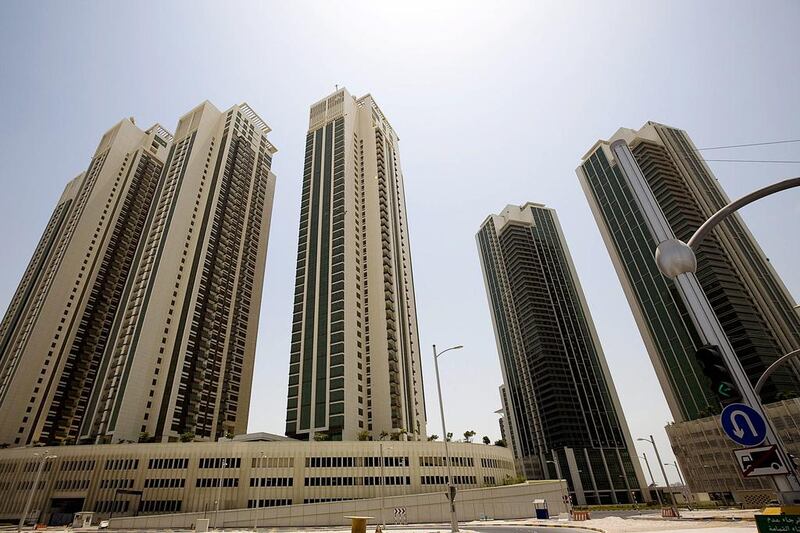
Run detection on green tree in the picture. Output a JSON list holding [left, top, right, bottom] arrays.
[[357, 430, 371, 441], [138, 431, 151, 443], [180, 432, 195, 443], [390, 428, 407, 441], [482, 436, 491, 445], [494, 439, 507, 447], [379, 430, 389, 441], [313, 431, 329, 441], [427, 434, 440, 441], [463, 430, 476, 443], [445, 432, 453, 442]]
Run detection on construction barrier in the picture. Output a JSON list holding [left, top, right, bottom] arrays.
[[571, 510, 591, 521], [661, 507, 678, 518]]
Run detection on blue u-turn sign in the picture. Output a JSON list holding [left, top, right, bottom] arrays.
[[720, 403, 768, 446]]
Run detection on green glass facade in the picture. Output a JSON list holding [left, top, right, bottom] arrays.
[[287, 117, 346, 439], [579, 123, 800, 422], [478, 203, 645, 505]]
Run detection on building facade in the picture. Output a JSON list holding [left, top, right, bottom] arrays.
[[667, 398, 800, 507], [0, 440, 515, 525], [477, 203, 648, 505], [0, 101, 277, 447], [286, 89, 425, 442], [577, 122, 800, 500]]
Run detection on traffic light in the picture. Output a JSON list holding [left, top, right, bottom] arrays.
[[695, 344, 741, 404]]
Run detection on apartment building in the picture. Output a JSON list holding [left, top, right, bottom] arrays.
[[286, 89, 425, 441]]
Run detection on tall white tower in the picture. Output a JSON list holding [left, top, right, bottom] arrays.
[[286, 89, 426, 441]]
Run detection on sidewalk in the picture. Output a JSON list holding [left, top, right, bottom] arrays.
[[477, 516, 756, 533]]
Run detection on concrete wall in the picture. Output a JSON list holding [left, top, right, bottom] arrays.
[[109, 481, 566, 529]]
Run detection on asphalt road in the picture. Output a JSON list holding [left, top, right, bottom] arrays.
[[470, 526, 593, 533]]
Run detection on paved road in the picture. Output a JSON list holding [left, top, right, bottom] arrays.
[[470, 526, 594, 533]]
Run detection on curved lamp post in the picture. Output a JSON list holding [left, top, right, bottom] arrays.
[[433, 344, 463, 533], [650, 173, 800, 503], [655, 176, 800, 278]]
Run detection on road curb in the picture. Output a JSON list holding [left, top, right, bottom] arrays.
[[517, 522, 606, 533]]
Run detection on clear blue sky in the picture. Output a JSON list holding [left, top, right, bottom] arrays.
[[1, 1, 799, 485]]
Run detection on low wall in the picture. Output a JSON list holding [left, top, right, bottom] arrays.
[[109, 480, 566, 529]]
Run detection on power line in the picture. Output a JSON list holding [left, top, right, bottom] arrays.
[[694, 139, 800, 151], [700, 158, 800, 164]]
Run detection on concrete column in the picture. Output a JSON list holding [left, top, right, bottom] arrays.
[[565, 447, 586, 506]]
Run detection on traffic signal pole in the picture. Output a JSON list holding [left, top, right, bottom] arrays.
[[610, 140, 800, 504]]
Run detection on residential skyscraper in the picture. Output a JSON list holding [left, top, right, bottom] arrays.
[[577, 122, 800, 503], [285, 89, 426, 441], [477, 203, 648, 505], [0, 101, 277, 447], [576, 122, 800, 423]]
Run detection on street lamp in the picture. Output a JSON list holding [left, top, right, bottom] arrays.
[[379, 443, 393, 529], [637, 453, 662, 506], [648, 170, 800, 503], [637, 435, 678, 517], [253, 451, 265, 531], [545, 459, 570, 516], [664, 461, 692, 510], [214, 459, 228, 530], [18, 451, 56, 532], [433, 343, 463, 533]]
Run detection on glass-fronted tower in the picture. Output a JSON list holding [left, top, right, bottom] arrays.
[[577, 122, 800, 423], [285, 89, 426, 442], [577, 122, 800, 501], [477, 202, 648, 505]]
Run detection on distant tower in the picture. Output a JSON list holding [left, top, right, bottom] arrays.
[[285, 89, 426, 441], [477, 202, 648, 505]]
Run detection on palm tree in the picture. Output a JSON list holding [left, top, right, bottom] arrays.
[[427, 434, 440, 441], [463, 430, 476, 443], [482, 436, 491, 445]]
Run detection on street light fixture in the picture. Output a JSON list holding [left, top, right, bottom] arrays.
[[610, 138, 800, 503], [18, 451, 56, 532], [214, 459, 228, 530], [253, 451, 265, 531], [433, 344, 463, 533], [648, 170, 800, 503], [545, 459, 570, 516], [664, 461, 692, 509], [379, 443, 393, 529], [637, 435, 679, 517], [637, 453, 662, 506]]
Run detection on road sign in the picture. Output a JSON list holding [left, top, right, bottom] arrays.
[[720, 403, 767, 446], [734, 445, 789, 477], [755, 514, 800, 533]]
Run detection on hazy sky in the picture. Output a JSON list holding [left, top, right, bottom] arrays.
[[1, 1, 799, 485]]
